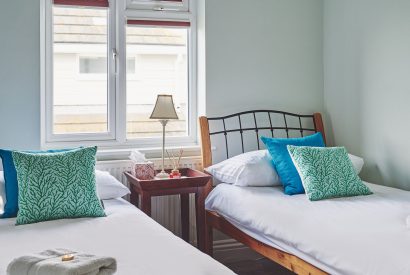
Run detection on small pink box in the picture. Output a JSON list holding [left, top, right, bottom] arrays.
[[132, 162, 155, 180]]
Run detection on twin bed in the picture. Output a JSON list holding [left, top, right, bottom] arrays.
[[200, 110, 410, 275], [205, 182, 410, 275], [0, 197, 234, 274]]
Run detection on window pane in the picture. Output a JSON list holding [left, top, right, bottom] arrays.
[[126, 26, 189, 138], [79, 57, 107, 74], [126, 58, 136, 74], [53, 6, 108, 134]]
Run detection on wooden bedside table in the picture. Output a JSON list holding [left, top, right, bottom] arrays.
[[124, 168, 211, 252]]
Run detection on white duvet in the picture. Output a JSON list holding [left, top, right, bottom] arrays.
[[206, 182, 410, 275], [0, 199, 234, 275]]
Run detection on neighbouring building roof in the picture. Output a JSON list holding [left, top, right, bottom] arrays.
[[53, 7, 186, 46]]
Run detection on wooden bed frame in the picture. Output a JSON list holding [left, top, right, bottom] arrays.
[[199, 110, 328, 275]]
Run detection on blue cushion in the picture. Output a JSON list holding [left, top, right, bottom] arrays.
[[261, 133, 325, 195], [0, 150, 18, 218], [0, 148, 75, 218]]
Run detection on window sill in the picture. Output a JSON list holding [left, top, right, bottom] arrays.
[[96, 145, 201, 161]]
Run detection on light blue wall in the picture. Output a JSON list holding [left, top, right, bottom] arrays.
[[0, 0, 324, 151], [199, 0, 324, 164], [324, 0, 410, 190], [3, 0, 409, 190], [203, 0, 324, 117], [0, 0, 41, 150]]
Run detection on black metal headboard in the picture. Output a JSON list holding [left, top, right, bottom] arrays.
[[200, 110, 326, 167]]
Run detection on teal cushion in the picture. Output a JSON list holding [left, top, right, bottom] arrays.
[[13, 147, 105, 225], [288, 146, 373, 201], [261, 133, 325, 195], [0, 148, 75, 219]]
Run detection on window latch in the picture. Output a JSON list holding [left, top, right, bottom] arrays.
[[112, 48, 118, 74], [153, 6, 180, 12]]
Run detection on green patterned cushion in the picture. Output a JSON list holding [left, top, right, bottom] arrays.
[[288, 146, 372, 201], [13, 147, 105, 225]]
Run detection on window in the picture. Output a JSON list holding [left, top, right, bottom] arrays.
[[42, 0, 196, 148], [52, 4, 110, 136], [126, 21, 189, 139], [79, 57, 107, 74], [127, 58, 136, 74]]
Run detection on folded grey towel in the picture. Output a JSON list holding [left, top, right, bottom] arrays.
[[7, 248, 117, 275]]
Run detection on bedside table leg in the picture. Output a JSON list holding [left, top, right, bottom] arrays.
[[195, 187, 206, 252], [141, 194, 152, 216], [180, 194, 190, 242], [130, 191, 139, 208]]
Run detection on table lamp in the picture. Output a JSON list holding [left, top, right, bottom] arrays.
[[150, 95, 179, 178]]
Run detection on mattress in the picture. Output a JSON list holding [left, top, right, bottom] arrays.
[[0, 198, 234, 275], [205, 182, 410, 275]]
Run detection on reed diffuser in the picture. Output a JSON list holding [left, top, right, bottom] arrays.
[[166, 149, 184, 178]]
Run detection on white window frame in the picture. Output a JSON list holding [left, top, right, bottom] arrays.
[[40, 0, 198, 150]]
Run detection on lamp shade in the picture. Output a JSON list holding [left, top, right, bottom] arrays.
[[150, 94, 179, 120]]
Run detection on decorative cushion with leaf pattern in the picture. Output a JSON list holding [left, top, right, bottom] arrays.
[[288, 146, 373, 201], [13, 147, 105, 225]]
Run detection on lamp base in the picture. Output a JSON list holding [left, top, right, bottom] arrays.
[[155, 171, 170, 179]]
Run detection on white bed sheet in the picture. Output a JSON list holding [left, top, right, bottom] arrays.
[[0, 198, 234, 275], [205, 182, 410, 275]]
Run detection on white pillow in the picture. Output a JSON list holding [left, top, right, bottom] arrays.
[[349, 154, 364, 174], [205, 150, 281, 187], [0, 172, 5, 215], [95, 170, 130, 200]]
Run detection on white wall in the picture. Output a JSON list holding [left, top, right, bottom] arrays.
[[0, 0, 41, 150], [324, 0, 410, 190], [202, 0, 324, 117]]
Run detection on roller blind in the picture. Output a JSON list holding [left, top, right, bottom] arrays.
[[53, 0, 109, 7]]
